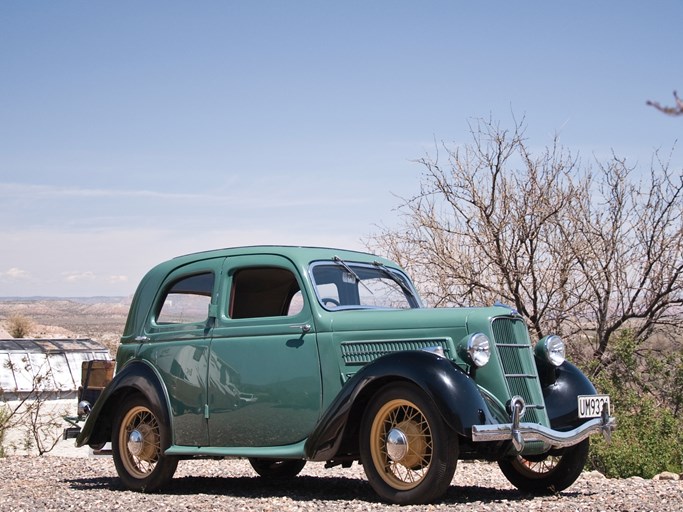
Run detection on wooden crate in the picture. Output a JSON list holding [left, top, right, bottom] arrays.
[[81, 359, 115, 388]]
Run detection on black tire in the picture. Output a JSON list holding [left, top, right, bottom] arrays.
[[359, 382, 458, 505], [498, 438, 590, 494], [112, 394, 178, 492], [248, 458, 306, 479]]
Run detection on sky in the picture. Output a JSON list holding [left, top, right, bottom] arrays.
[[1, 1, 681, 297]]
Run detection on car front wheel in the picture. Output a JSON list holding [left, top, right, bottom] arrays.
[[112, 395, 178, 492], [498, 438, 589, 493], [359, 382, 458, 504]]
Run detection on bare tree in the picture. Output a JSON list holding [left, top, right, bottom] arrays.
[[0, 357, 66, 455], [369, 117, 583, 340], [567, 150, 683, 368], [367, 118, 683, 376], [647, 91, 683, 116]]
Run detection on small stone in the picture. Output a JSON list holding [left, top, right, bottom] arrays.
[[583, 470, 606, 479], [652, 472, 680, 481]]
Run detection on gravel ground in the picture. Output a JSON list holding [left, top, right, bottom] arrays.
[[1, 453, 681, 512]]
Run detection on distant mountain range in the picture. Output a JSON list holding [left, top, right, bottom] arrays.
[[0, 296, 130, 303], [0, 297, 130, 354]]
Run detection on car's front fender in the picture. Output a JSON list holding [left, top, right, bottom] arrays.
[[304, 350, 493, 461], [540, 360, 599, 430], [75, 360, 171, 448]]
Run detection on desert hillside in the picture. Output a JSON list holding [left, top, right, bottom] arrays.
[[0, 297, 131, 356]]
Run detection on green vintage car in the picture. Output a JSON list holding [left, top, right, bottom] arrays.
[[74, 246, 615, 504]]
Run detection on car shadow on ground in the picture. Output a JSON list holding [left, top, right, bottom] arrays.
[[64, 473, 585, 505]]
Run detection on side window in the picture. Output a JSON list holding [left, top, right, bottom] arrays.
[[288, 290, 304, 316], [157, 272, 214, 324], [229, 267, 302, 319]]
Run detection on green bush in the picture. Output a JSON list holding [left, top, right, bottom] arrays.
[[587, 387, 683, 478], [584, 330, 683, 478]]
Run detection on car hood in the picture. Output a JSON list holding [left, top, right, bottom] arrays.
[[322, 305, 515, 334]]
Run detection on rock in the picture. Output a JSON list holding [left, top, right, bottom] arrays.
[[582, 470, 606, 479], [652, 472, 680, 481]]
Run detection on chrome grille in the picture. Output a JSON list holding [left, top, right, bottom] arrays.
[[340, 339, 451, 365], [491, 318, 549, 425]]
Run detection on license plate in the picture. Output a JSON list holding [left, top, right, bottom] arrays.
[[578, 395, 611, 418]]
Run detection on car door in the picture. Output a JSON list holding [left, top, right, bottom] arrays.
[[207, 254, 322, 447], [138, 257, 224, 446]]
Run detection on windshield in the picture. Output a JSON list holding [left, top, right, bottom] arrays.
[[310, 259, 422, 310]]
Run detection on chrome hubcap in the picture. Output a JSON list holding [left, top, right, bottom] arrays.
[[127, 429, 144, 456], [386, 427, 409, 462]]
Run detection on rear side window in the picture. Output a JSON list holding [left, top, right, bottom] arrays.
[[229, 267, 302, 319], [157, 272, 214, 324]]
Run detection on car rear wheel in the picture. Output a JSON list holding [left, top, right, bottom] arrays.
[[359, 382, 458, 504], [112, 395, 178, 492], [498, 438, 589, 493], [248, 458, 306, 479]]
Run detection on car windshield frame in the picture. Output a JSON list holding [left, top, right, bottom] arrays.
[[309, 260, 422, 311]]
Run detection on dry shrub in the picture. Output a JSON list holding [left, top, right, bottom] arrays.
[[7, 315, 34, 338]]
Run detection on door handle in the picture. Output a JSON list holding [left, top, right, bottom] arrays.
[[289, 324, 312, 333]]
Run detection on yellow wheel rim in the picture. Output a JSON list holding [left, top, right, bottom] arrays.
[[369, 398, 433, 490], [118, 405, 161, 479], [514, 455, 561, 477]]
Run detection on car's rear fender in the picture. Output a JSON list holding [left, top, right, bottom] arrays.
[[75, 360, 172, 448], [304, 350, 493, 461]]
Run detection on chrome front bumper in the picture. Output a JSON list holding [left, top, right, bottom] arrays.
[[471, 396, 616, 453]]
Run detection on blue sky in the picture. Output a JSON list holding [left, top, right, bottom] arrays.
[[1, 1, 681, 296]]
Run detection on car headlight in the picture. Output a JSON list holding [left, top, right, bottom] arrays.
[[535, 335, 565, 366], [459, 333, 491, 367]]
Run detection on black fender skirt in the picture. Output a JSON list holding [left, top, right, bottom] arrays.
[[75, 360, 171, 448], [541, 360, 599, 430], [304, 350, 494, 461]]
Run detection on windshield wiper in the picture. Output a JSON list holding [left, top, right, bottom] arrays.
[[372, 261, 416, 299], [333, 256, 374, 295]]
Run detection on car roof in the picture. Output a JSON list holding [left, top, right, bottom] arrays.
[[121, 246, 401, 340], [165, 245, 397, 269]]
